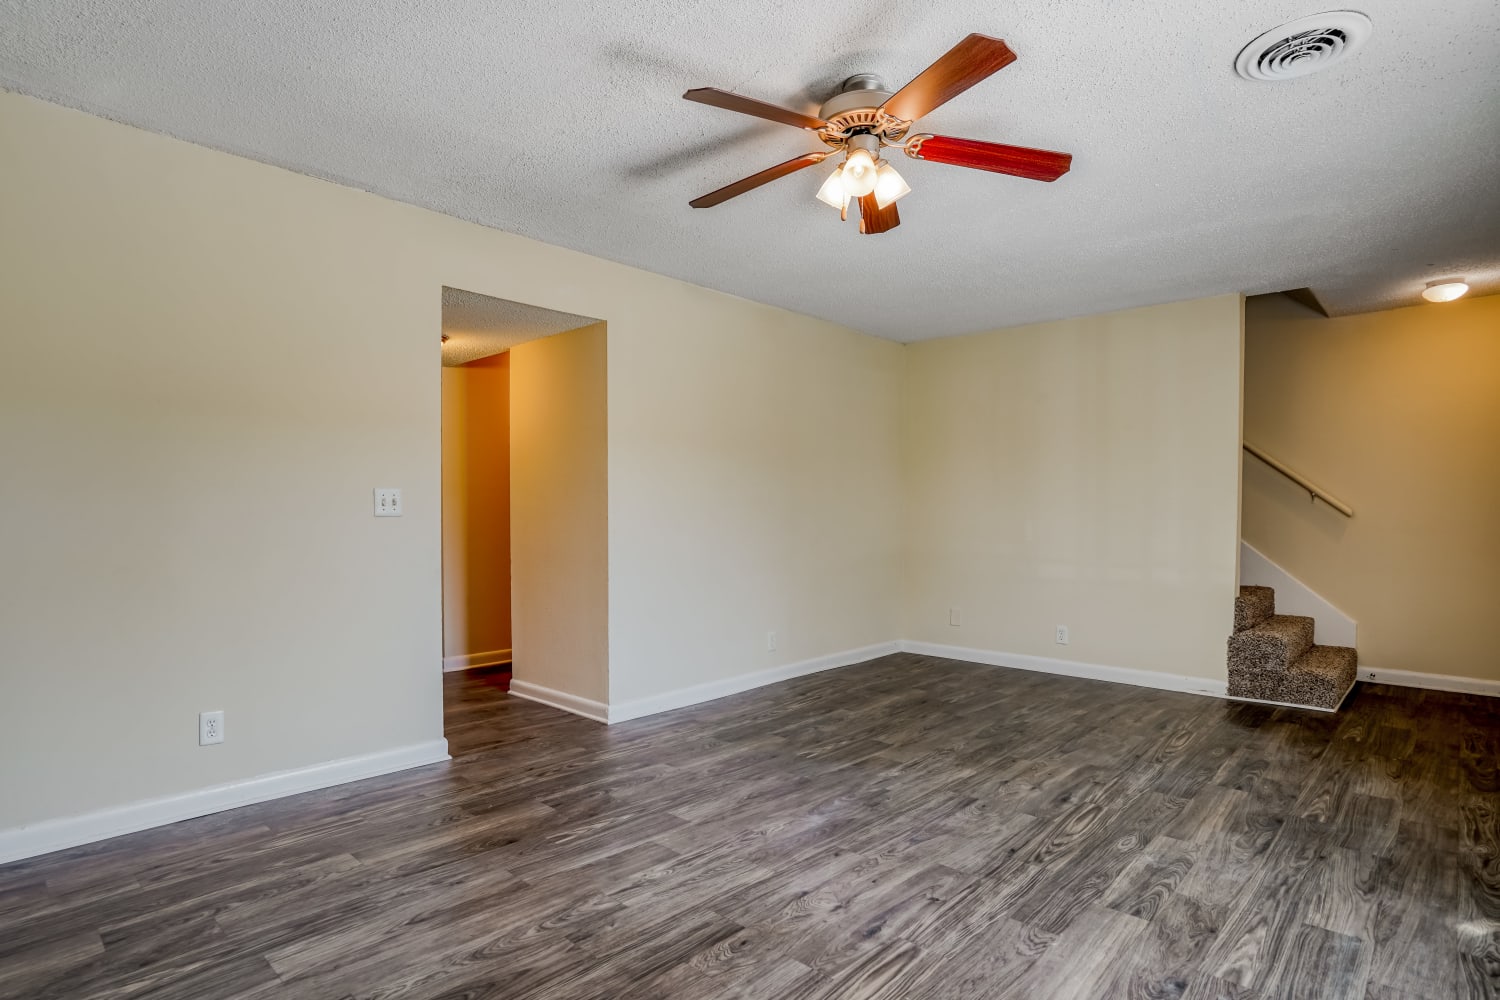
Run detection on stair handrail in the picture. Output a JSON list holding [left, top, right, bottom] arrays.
[[1243, 442, 1353, 517]]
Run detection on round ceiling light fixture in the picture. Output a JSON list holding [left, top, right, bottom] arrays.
[[1422, 281, 1470, 303], [1235, 11, 1373, 82]]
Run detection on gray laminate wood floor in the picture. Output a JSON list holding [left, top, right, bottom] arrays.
[[2, 653, 1497, 999]]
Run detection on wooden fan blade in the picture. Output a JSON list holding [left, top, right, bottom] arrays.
[[857, 194, 901, 234], [879, 34, 1017, 123], [689, 151, 834, 208], [683, 88, 829, 131], [906, 134, 1072, 181]]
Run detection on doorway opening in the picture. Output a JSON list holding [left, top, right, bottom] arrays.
[[439, 286, 607, 738]]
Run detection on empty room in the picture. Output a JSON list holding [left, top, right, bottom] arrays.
[[1, 2, 1498, 998]]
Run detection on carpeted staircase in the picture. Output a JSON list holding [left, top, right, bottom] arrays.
[[1228, 584, 1357, 711]]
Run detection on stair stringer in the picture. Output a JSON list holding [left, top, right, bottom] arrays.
[[1239, 541, 1356, 648]]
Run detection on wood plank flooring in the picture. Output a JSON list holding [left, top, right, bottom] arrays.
[[2, 653, 1498, 999]]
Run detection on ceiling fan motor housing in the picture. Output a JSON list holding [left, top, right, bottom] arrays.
[[819, 76, 911, 148], [819, 76, 895, 123]]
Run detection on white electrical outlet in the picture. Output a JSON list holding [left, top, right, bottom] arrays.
[[373, 488, 403, 517], [199, 710, 225, 746], [766, 631, 777, 652], [1055, 625, 1070, 645], [949, 608, 961, 627]]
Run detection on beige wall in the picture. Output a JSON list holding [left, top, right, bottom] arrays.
[[903, 296, 1246, 681], [441, 354, 511, 665], [1243, 292, 1500, 681], [0, 88, 1259, 842], [0, 92, 892, 832], [0, 95, 447, 831], [511, 324, 609, 703], [606, 313, 905, 705]]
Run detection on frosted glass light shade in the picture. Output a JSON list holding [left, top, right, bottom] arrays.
[[873, 161, 911, 209], [840, 149, 878, 197], [816, 166, 849, 210]]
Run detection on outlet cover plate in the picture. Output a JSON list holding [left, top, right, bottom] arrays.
[[199, 710, 225, 746]]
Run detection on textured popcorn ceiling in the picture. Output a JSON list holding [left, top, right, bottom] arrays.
[[2, 1, 1497, 340], [441, 287, 598, 366]]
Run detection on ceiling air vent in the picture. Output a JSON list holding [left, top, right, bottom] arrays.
[[1235, 11, 1373, 81]]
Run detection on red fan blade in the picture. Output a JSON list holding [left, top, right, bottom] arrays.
[[689, 151, 834, 208], [857, 194, 901, 234], [905, 134, 1072, 181], [683, 88, 829, 131], [879, 34, 1017, 123]]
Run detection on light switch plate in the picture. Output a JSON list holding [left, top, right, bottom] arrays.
[[374, 488, 403, 517]]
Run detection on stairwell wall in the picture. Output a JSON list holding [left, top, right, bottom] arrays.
[[1242, 292, 1500, 683]]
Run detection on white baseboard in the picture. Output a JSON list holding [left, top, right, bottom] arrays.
[[508, 680, 610, 724], [1358, 666, 1500, 698], [0, 739, 451, 866], [606, 641, 902, 724], [899, 640, 1229, 698], [442, 649, 512, 672], [1225, 677, 1355, 714]]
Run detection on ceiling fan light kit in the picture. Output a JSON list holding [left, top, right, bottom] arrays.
[[872, 161, 911, 210], [814, 166, 849, 212], [684, 33, 1073, 235], [840, 141, 881, 198]]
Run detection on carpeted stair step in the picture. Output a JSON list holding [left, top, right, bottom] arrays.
[[1277, 645, 1358, 710], [1234, 585, 1275, 633], [1227, 614, 1315, 684], [1225, 582, 1358, 712]]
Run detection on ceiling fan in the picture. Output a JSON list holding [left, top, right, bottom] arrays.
[[684, 34, 1072, 234]]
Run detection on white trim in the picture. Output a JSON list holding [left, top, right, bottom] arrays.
[[1359, 666, 1500, 698], [0, 740, 451, 865], [508, 680, 610, 724], [1225, 677, 1355, 714], [898, 640, 1229, 698], [442, 649, 512, 672], [606, 641, 902, 724], [1239, 542, 1356, 648]]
